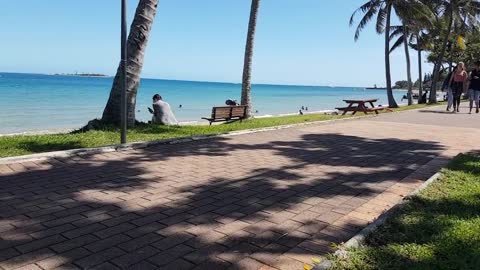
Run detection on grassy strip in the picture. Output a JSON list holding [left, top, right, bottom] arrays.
[[0, 114, 345, 158], [329, 154, 480, 270], [0, 102, 446, 158]]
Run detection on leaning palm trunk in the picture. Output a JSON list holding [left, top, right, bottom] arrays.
[[241, 0, 260, 118], [429, 13, 454, 104], [385, 4, 398, 108], [403, 25, 413, 105], [102, 0, 158, 126], [417, 45, 423, 104]]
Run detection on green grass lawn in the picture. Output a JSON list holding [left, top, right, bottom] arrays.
[[329, 154, 480, 270], [0, 102, 446, 158], [0, 114, 345, 158]]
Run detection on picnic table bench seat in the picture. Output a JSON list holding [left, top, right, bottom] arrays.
[[202, 105, 248, 125], [335, 106, 384, 111], [365, 107, 385, 112]]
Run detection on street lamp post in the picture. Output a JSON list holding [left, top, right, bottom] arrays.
[[120, 0, 127, 144]]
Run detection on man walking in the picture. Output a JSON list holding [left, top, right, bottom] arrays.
[[469, 61, 480, 114]]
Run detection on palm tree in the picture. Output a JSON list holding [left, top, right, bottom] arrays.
[[412, 32, 431, 103], [391, 29, 431, 103], [390, 24, 414, 105], [241, 0, 261, 118], [402, 24, 414, 105], [428, 0, 480, 103], [358, 0, 396, 108], [351, 0, 434, 108], [390, 10, 433, 105], [102, 0, 159, 126], [352, 1, 416, 108]]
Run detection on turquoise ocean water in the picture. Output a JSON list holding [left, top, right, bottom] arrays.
[[0, 72, 406, 134]]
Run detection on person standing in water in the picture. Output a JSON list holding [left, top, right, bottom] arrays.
[[469, 61, 480, 114], [449, 62, 468, 113]]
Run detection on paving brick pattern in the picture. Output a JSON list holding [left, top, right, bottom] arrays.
[[1, 106, 480, 269]]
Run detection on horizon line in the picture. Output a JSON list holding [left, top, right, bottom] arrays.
[[0, 71, 374, 89]]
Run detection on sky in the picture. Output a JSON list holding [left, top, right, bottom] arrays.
[[0, 0, 433, 87]]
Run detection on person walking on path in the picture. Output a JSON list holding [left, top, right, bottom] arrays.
[[443, 66, 456, 111], [449, 62, 468, 113], [469, 61, 480, 114]]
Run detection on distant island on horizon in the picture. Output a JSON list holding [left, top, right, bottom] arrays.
[[1, 71, 400, 90], [53, 73, 109, 78]]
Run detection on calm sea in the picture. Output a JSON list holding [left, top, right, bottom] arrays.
[[0, 72, 405, 134]]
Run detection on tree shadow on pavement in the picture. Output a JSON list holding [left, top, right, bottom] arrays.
[[0, 132, 446, 269]]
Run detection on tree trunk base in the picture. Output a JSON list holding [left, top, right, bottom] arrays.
[[72, 119, 108, 133], [73, 118, 140, 133]]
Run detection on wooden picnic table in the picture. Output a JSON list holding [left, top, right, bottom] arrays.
[[335, 98, 384, 115]]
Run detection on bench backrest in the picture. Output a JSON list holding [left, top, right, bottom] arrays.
[[211, 105, 248, 119]]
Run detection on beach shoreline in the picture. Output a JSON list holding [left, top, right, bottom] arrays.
[[0, 109, 335, 136], [0, 106, 396, 137], [0, 72, 409, 135]]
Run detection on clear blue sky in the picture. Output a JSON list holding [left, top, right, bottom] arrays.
[[0, 0, 432, 87]]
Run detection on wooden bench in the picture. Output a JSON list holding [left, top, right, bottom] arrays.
[[202, 105, 248, 125]]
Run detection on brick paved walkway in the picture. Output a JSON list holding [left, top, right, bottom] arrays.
[[1, 105, 480, 270]]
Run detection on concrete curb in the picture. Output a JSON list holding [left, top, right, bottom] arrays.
[[313, 172, 443, 270], [0, 104, 445, 165]]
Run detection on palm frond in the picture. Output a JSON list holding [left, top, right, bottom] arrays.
[[390, 35, 405, 54], [353, 3, 380, 40], [389, 25, 404, 40], [350, 0, 378, 26], [376, 6, 387, 33]]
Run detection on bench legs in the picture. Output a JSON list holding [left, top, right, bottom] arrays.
[[342, 103, 354, 116], [360, 103, 368, 115], [369, 102, 379, 114]]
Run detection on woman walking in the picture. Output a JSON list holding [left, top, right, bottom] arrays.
[[449, 62, 468, 113]]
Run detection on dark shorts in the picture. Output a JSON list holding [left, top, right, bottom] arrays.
[[452, 82, 463, 97]]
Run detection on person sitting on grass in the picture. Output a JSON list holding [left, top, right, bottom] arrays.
[[148, 94, 178, 125]]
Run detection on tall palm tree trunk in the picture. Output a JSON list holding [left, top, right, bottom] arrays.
[[241, 0, 260, 118], [429, 12, 453, 104], [385, 4, 398, 108], [448, 45, 454, 72], [448, 24, 457, 72], [403, 24, 413, 105], [417, 45, 423, 104], [102, 0, 158, 126]]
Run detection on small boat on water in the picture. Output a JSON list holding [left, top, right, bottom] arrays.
[[365, 84, 386, 90]]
